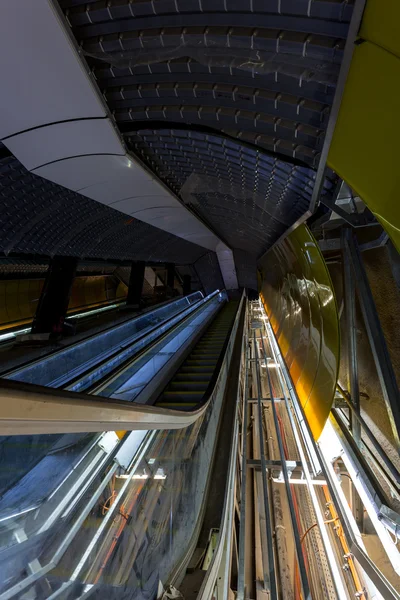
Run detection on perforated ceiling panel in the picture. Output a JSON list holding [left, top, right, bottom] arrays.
[[58, 0, 349, 258], [130, 129, 337, 256], [0, 156, 207, 264]]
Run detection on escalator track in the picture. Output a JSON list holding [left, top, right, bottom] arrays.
[[156, 301, 239, 411]]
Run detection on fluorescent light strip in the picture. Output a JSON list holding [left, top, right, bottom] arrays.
[[0, 302, 125, 342]]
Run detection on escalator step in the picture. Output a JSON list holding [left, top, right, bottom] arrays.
[[192, 352, 221, 357], [155, 301, 239, 410], [161, 391, 204, 401], [185, 360, 218, 367], [169, 382, 209, 392], [175, 373, 211, 382], [181, 366, 214, 373]]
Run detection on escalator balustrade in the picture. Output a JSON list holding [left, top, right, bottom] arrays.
[[155, 301, 238, 410]]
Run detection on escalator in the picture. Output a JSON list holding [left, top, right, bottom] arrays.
[[0, 294, 244, 600], [156, 301, 239, 411]]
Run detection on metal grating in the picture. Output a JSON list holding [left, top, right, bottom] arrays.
[[130, 128, 337, 256], [0, 156, 208, 265]]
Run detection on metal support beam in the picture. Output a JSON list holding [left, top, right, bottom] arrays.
[[127, 260, 145, 307], [319, 197, 375, 227], [345, 232, 400, 451], [31, 255, 78, 336], [166, 262, 175, 293], [342, 228, 361, 446], [336, 385, 400, 489], [253, 333, 278, 599], [183, 274, 191, 296], [310, 0, 367, 213]]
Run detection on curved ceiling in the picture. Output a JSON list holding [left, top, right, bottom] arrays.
[[130, 128, 337, 256], [58, 0, 349, 257], [0, 1, 356, 284]]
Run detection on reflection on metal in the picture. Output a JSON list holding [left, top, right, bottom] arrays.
[[343, 231, 400, 450], [259, 223, 340, 439]]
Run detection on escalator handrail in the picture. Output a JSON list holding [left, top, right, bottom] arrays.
[[1, 292, 204, 382]]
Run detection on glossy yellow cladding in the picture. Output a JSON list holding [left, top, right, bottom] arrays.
[[259, 224, 340, 440], [328, 0, 400, 252]]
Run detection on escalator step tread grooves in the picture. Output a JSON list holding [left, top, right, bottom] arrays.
[[155, 300, 238, 408]]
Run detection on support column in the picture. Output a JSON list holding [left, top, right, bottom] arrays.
[[32, 256, 78, 336], [342, 229, 361, 445], [127, 261, 145, 307], [183, 274, 191, 296], [342, 229, 363, 531], [166, 263, 175, 292]]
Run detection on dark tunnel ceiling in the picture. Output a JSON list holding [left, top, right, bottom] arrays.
[[57, 0, 349, 258]]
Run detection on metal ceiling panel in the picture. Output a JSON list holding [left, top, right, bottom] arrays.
[[5, 119, 123, 171], [131, 128, 338, 258], [33, 155, 137, 191], [0, 0, 106, 139]]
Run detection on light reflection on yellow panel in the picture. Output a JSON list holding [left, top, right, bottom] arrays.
[[259, 224, 340, 440], [289, 231, 321, 407]]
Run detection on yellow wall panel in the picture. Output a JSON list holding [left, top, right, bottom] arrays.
[[328, 40, 400, 251], [259, 224, 340, 440], [360, 0, 400, 58]]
